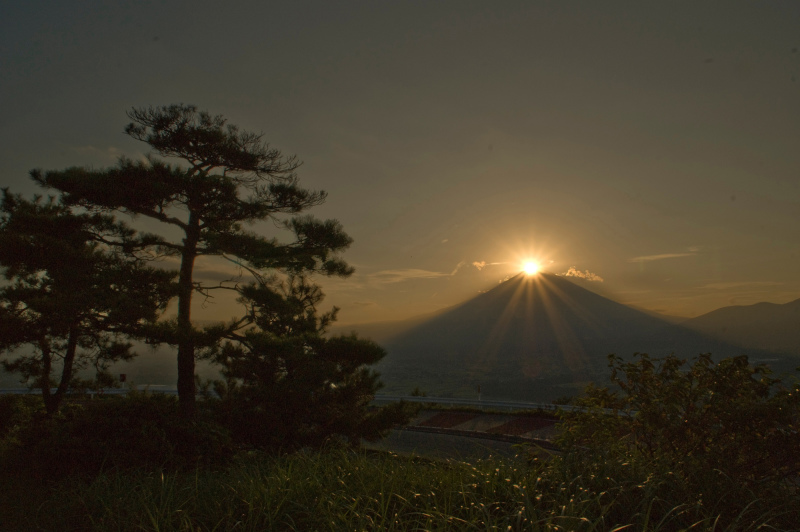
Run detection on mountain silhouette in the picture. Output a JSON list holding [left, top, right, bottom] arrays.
[[377, 273, 792, 401], [682, 299, 800, 356]]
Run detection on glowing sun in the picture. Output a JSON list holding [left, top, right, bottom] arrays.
[[522, 261, 540, 275]]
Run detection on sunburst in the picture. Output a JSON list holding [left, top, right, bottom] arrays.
[[522, 261, 540, 275]]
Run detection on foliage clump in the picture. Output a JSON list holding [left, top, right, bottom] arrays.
[[2, 394, 232, 478], [0, 191, 175, 414], [558, 353, 800, 527], [211, 275, 413, 450]]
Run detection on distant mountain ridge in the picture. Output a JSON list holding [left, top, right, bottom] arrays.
[[374, 273, 794, 401], [682, 298, 800, 356]]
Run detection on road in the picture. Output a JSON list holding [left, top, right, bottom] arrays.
[[363, 428, 522, 461]]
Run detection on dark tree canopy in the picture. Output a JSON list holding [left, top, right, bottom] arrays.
[[34, 104, 355, 416], [213, 275, 410, 449], [0, 190, 176, 414]]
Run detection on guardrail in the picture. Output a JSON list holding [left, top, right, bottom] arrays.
[[371, 395, 585, 412], [0, 389, 568, 408], [0, 389, 613, 414], [0, 386, 177, 397]]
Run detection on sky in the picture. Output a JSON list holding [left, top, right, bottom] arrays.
[[2, 1, 799, 325]]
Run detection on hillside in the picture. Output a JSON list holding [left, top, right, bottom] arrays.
[[376, 273, 792, 401], [682, 299, 800, 356]]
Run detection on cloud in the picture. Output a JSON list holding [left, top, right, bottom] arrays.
[[72, 145, 121, 156], [368, 268, 452, 284], [701, 281, 782, 290], [194, 267, 253, 283], [155, 258, 238, 282], [472, 261, 506, 271], [369, 259, 505, 284], [350, 300, 379, 308], [561, 267, 604, 282], [69, 145, 125, 163], [369, 260, 474, 285], [628, 253, 695, 263], [450, 261, 467, 275]]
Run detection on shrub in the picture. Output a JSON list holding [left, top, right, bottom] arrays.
[[0, 394, 41, 440], [4, 394, 232, 478], [558, 353, 800, 527]]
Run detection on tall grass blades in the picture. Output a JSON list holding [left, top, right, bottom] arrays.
[[6, 448, 796, 531]]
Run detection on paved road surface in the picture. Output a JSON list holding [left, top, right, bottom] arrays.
[[363, 429, 537, 462]]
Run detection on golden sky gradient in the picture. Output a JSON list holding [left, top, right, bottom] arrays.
[[2, 1, 799, 325]]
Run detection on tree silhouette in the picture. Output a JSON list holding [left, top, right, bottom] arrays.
[[0, 191, 175, 415], [213, 275, 410, 449], [34, 105, 354, 417]]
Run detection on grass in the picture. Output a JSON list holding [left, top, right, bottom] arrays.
[[1, 387, 797, 531], [3, 447, 797, 531]]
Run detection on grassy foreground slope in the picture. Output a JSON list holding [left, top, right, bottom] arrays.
[[2, 447, 797, 531], [2, 351, 797, 531]]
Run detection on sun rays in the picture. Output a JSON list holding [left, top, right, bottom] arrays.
[[473, 273, 594, 380]]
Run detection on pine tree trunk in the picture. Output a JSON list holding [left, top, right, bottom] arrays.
[[177, 220, 199, 418], [47, 327, 79, 416], [40, 343, 56, 416]]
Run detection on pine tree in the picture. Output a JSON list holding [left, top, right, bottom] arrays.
[[0, 191, 175, 415], [213, 275, 411, 449], [34, 105, 354, 417]]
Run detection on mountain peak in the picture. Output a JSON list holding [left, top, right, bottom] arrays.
[[378, 272, 789, 401]]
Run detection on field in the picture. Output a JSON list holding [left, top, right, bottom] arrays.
[[2, 444, 798, 531]]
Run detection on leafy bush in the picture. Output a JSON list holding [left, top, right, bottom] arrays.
[[558, 353, 800, 526], [0, 395, 40, 438], [0, 395, 43, 461], [3, 394, 232, 478]]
